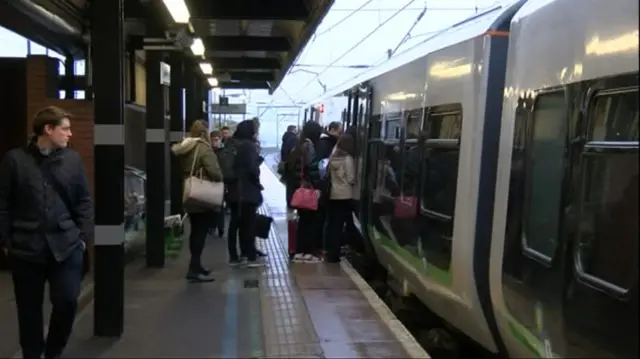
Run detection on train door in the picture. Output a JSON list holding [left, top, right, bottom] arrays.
[[563, 82, 638, 358], [500, 76, 639, 358]]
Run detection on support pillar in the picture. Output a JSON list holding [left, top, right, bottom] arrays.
[[64, 56, 74, 99], [169, 52, 184, 215], [145, 50, 168, 268], [90, 0, 125, 337], [184, 60, 198, 129], [201, 81, 209, 122]]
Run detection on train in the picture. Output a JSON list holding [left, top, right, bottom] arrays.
[[304, 0, 639, 357]]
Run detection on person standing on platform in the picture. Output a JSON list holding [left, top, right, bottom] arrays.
[[0, 106, 94, 359], [225, 120, 265, 267], [283, 121, 324, 263], [220, 126, 232, 146], [209, 130, 226, 238], [172, 120, 222, 283], [324, 134, 356, 263]]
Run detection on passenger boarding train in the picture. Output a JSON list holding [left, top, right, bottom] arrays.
[[305, 0, 639, 357]]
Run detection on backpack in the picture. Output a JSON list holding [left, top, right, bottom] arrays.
[[217, 142, 238, 182]]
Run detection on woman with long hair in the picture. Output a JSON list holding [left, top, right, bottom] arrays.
[[171, 120, 223, 282], [224, 120, 265, 267], [283, 121, 324, 263], [323, 134, 356, 262]]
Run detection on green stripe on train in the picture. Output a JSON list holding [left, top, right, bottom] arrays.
[[367, 226, 452, 287], [367, 226, 545, 357]]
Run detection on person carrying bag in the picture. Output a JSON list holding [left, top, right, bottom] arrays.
[[171, 120, 223, 283]]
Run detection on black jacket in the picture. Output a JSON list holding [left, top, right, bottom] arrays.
[[0, 141, 93, 263], [316, 133, 338, 160], [225, 120, 263, 205], [280, 131, 297, 160]]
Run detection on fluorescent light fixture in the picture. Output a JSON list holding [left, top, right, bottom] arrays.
[[162, 0, 190, 23], [207, 77, 219, 87], [199, 62, 213, 75], [190, 38, 205, 56]]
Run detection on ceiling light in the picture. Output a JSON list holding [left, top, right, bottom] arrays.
[[207, 77, 219, 87], [190, 38, 205, 56], [199, 62, 213, 75], [162, 0, 190, 23]]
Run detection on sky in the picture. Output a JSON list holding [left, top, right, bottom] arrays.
[[224, 0, 514, 146]]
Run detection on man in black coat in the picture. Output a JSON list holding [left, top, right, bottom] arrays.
[[0, 106, 94, 359], [316, 121, 342, 160]]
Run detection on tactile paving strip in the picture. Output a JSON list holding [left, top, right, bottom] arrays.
[[257, 205, 324, 358]]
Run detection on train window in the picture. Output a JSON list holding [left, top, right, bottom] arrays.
[[576, 88, 639, 291], [427, 110, 462, 139], [521, 91, 567, 263], [589, 88, 639, 141], [385, 116, 402, 140], [406, 109, 423, 139], [418, 104, 463, 271]]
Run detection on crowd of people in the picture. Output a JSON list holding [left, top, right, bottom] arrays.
[[279, 120, 357, 264], [172, 117, 358, 282]]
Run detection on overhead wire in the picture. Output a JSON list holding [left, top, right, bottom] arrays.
[[315, 0, 376, 38], [388, 3, 427, 58], [295, 0, 419, 101]]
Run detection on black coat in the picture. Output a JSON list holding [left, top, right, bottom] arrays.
[[0, 141, 93, 263], [225, 120, 264, 205], [315, 133, 338, 160]]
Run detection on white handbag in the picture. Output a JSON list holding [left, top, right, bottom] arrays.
[[183, 143, 224, 209]]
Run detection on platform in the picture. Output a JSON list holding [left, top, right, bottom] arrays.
[[7, 160, 428, 359]]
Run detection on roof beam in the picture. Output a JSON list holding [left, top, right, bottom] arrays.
[[228, 71, 275, 82], [209, 57, 281, 70], [186, 0, 309, 20], [218, 81, 271, 90], [204, 36, 291, 52]]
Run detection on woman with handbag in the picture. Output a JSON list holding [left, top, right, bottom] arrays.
[[171, 120, 223, 282], [283, 121, 324, 263]]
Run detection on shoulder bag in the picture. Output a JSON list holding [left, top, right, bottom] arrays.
[[290, 153, 319, 211], [183, 143, 225, 209]]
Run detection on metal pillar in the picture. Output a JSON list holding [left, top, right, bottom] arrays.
[[90, 0, 125, 337], [64, 56, 74, 99], [184, 60, 197, 130], [145, 46, 168, 268], [169, 52, 184, 215]]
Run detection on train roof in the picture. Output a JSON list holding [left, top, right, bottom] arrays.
[[310, 0, 523, 105]]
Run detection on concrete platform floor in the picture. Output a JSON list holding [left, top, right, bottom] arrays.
[[4, 157, 427, 358]]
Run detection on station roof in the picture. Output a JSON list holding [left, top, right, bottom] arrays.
[[0, 0, 333, 93]]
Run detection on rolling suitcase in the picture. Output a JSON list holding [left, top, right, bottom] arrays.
[[287, 209, 298, 260]]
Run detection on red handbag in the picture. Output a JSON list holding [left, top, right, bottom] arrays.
[[290, 154, 319, 211], [394, 195, 417, 219]]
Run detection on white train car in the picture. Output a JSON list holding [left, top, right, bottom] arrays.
[[490, 0, 639, 357], [308, 1, 527, 355]]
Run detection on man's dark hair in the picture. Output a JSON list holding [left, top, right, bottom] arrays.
[[221, 126, 230, 131], [210, 130, 221, 138], [287, 125, 297, 132], [328, 121, 342, 132], [32, 106, 71, 136]]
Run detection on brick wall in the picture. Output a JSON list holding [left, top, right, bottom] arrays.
[[26, 56, 95, 194], [26, 56, 96, 272]]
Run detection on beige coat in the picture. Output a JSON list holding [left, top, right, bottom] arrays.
[[328, 152, 355, 200]]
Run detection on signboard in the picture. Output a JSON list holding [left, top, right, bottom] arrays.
[[160, 62, 170, 85], [210, 103, 247, 115]]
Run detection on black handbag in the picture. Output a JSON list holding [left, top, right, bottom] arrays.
[[253, 214, 273, 239]]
